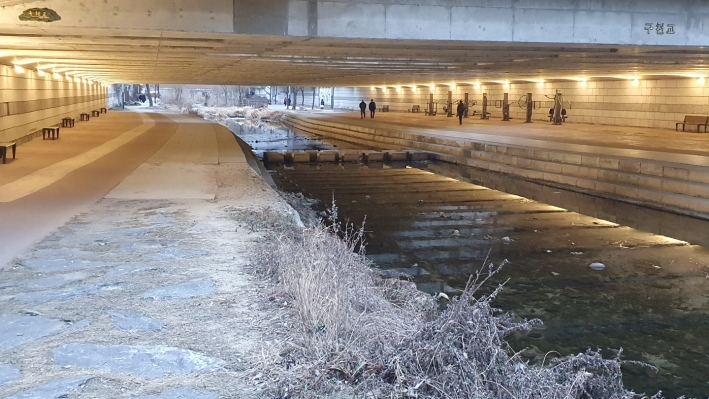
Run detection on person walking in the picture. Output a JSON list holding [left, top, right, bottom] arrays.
[[368, 99, 376, 119], [359, 100, 367, 119], [456, 100, 466, 125], [320, 98, 325, 109], [284, 97, 287, 107]]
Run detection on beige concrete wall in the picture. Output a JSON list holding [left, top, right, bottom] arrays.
[[0, 65, 108, 143], [335, 78, 709, 130]]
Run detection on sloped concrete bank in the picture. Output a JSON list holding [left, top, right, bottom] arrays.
[[284, 114, 709, 219]]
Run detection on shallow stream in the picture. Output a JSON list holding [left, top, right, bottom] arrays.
[[230, 121, 709, 398]]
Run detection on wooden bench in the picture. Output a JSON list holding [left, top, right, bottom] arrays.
[[0, 142, 16, 164], [91, 110, 100, 117], [380, 105, 389, 112], [62, 117, 75, 128], [80, 113, 90, 121], [100, 107, 107, 113], [43, 127, 60, 140], [676, 115, 708, 132], [410, 105, 421, 113]]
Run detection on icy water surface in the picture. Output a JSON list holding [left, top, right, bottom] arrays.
[[231, 122, 709, 398]]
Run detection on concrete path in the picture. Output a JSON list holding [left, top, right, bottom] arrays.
[[0, 111, 291, 398], [305, 111, 709, 166]]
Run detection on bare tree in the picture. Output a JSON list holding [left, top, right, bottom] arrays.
[[174, 85, 183, 103], [145, 84, 153, 107], [221, 85, 229, 106]]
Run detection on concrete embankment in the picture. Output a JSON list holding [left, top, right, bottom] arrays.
[[284, 114, 709, 218]]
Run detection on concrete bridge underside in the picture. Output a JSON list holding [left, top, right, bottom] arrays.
[[0, 0, 708, 86]]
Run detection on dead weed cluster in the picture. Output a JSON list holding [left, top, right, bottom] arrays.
[[253, 205, 664, 399]]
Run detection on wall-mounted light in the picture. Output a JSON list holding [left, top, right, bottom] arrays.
[[449, 83, 456, 90], [370, 86, 375, 91], [698, 76, 706, 85], [37, 69, 45, 77], [396, 86, 402, 93], [537, 80, 544, 87], [474, 82, 481, 89], [503, 82, 510, 88], [53, 72, 60, 79], [580, 79, 587, 86], [14, 64, 25, 73], [632, 78, 639, 86], [428, 84, 435, 91]]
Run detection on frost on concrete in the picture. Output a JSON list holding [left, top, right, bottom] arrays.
[[130, 387, 219, 399], [12, 282, 125, 304], [3, 375, 94, 399], [0, 316, 91, 350], [0, 363, 21, 386], [141, 280, 215, 300], [22, 259, 118, 272], [109, 310, 164, 331], [53, 344, 225, 378]]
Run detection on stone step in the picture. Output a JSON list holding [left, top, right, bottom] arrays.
[[284, 115, 709, 217]]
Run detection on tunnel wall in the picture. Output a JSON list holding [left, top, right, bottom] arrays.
[[335, 78, 709, 130], [0, 65, 108, 144]]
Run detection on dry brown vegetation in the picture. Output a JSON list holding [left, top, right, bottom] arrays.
[[251, 203, 666, 399]]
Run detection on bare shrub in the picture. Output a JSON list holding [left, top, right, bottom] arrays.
[[253, 203, 665, 399]]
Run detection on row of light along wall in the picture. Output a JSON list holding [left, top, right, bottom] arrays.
[[9, 59, 107, 86], [370, 76, 707, 92]]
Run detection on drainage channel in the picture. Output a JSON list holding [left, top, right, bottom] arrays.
[[230, 120, 709, 398]]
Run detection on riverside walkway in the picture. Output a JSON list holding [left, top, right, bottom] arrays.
[[0, 110, 289, 398], [285, 111, 709, 216]]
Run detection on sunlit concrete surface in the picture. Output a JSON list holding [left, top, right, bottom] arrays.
[[106, 113, 246, 200]]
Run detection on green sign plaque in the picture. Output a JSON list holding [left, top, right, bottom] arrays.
[[19, 8, 61, 22]]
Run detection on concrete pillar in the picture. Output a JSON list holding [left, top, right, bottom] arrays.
[[481, 93, 488, 119], [428, 93, 434, 116], [447, 91, 453, 117], [331, 87, 334, 109]]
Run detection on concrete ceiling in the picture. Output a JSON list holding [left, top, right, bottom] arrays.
[[1, 26, 708, 86]]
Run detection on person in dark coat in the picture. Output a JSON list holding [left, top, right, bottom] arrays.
[[368, 99, 376, 119], [320, 98, 325, 109], [359, 100, 367, 119], [456, 100, 466, 125]]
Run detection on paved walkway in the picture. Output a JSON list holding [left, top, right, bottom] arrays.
[[305, 111, 709, 166], [0, 111, 290, 398]]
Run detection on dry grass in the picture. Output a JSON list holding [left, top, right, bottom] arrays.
[[251, 203, 667, 399]]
